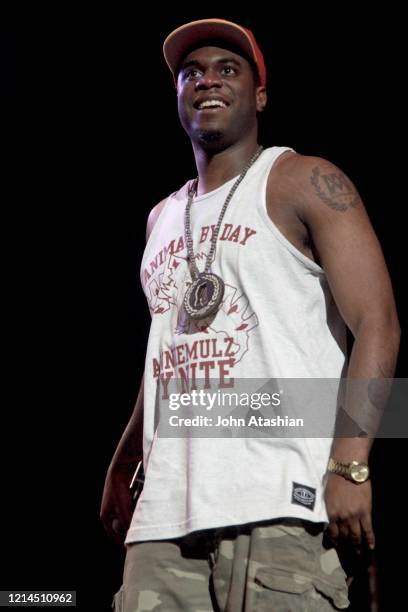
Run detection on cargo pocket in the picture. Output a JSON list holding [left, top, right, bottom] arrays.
[[312, 573, 350, 610], [254, 569, 315, 612], [254, 568, 350, 611], [111, 584, 124, 611], [313, 545, 350, 610]]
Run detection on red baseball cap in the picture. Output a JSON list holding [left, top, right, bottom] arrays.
[[163, 18, 266, 88]]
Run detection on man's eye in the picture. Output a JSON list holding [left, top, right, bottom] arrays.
[[184, 69, 201, 80], [222, 66, 236, 75]]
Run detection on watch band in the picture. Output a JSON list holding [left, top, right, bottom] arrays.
[[328, 457, 370, 483]]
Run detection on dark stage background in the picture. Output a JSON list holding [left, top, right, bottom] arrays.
[[2, 10, 406, 611]]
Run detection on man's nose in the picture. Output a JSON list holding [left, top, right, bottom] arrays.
[[195, 70, 222, 90]]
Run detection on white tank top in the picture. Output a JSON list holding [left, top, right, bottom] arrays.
[[125, 146, 347, 543]]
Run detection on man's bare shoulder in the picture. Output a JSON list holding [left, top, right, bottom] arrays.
[[268, 151, 359, 217], [270, 151, 332, 188], [274, 151, 355, 190], [273, 151, 335, 173]]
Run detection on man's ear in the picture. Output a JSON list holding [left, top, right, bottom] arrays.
[[256, 86, 267, 112]]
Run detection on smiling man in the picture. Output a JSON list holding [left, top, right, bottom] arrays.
[[101, 18, 400, 611]]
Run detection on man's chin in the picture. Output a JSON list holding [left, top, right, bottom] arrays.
[[196, 130, 224, 149]]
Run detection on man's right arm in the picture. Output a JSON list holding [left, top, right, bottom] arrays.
[[99, 197, 169, 545]]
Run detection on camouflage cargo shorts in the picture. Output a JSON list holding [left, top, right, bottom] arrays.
[[112, 518, 350, 611]]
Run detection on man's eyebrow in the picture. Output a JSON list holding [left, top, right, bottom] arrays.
[[180, 57, 242, 71]]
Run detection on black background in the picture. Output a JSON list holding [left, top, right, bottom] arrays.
[[2, 9, 406, 611]]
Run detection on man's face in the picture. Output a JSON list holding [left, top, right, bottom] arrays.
[[176, 45, 267, 148]]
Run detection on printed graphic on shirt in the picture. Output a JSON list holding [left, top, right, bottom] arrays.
[[143, 223, 259, 390], [153, 283, 259, 395], [291, 482, 316, 511]]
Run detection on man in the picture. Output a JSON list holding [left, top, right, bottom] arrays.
[[101, 18, 400, 611]]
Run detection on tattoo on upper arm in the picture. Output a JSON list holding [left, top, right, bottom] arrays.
[[310, 166, 360, 212]]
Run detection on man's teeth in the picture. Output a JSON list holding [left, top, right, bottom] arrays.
[[198, 100, 227, 109]]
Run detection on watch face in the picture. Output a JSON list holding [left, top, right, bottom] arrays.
[[350, 462, 370, 483]]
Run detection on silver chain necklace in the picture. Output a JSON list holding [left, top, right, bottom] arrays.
[[183, 145, 263, 320]]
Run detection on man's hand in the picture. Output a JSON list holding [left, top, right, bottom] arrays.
[[100, 463, 137, 547], [324, 472, 375, 555]]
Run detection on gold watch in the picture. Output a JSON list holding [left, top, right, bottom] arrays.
[[327, 458, 370, 483]]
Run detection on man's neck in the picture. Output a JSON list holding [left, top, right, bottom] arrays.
[[192, 139, 261, 196]]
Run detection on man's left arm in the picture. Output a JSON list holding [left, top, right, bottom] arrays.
[[293, 155, 401, 554]]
